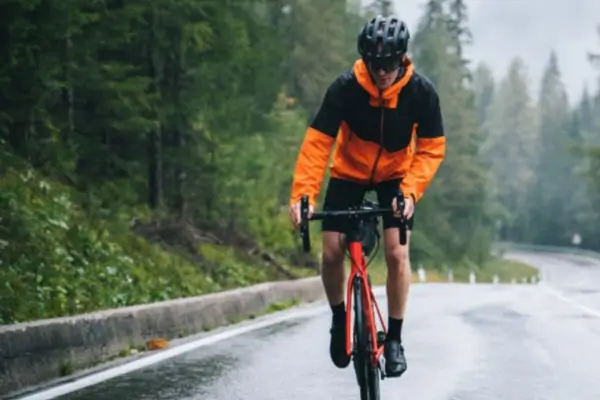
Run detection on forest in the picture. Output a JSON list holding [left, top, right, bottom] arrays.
[[1, 0, 600, 324]]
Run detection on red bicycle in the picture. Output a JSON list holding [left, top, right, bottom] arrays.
[[299, 192, 408, 400]]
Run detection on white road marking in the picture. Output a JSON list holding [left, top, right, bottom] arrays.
[[17, 286, 389, 400], [15, 302, 331, 400], [541, 283, 600, 319]]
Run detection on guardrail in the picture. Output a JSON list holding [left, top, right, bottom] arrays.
[[493, 241, 600, 260], [412, 241, 600, 286], [413, 264, 540, 285]]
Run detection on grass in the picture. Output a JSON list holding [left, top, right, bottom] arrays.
[[366, 257, 539, 286], [469, 258, 539, 283]]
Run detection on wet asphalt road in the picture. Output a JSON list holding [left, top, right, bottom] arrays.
[[40, 252, 600, 400]]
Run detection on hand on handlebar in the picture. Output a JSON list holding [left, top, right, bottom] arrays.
[[392, 195, 414, 219], [290, 201, 314, 229], [296, 193, 408, 250]]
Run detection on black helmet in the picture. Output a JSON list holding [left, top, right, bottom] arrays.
[[357, 15, 410, 59]]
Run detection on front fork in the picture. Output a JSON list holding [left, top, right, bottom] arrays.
[[345, 240, 388, 376]]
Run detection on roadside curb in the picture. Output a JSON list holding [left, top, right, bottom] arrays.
[[0, 277, 324, 397]]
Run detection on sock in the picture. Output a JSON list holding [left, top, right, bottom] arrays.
[[331, 302, 346, 326], [387, 317, 403, 342]]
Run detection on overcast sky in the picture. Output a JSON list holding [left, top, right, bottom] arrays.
[[379, 0, 600, 106]]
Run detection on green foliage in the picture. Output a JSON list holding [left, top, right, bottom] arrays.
[[409, 0, 495, 266], [0, 166, 214, 324], [4, 0, 599, 326], [198, 243, 268, 288], [0, 0, 359, 324], [474, 258, 538, 283]]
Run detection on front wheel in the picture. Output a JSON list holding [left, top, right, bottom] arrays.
[[352, 276, 381, 400], [365, 281, 381, 399], [366, 333, 381, 399], [352, 276, 369, 399]]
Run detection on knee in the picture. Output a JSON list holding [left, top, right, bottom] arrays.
[[322, 234, 345, 269], [384, 243, 410, 273]]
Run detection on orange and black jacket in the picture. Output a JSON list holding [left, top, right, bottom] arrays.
[[290, 57, 446, 207]]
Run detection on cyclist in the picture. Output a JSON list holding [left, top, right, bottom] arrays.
[[289, 15, 446, 378]]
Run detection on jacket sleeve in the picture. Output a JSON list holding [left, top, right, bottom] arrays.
[[400, 80, 446, 203], [290, 78, 344, 207]]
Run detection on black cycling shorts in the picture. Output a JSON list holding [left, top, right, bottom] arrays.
[[321, 177, 415, 233]]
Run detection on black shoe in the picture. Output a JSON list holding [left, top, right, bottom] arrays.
[[384, 339, 407, 377], [329, 319, 351, 368]]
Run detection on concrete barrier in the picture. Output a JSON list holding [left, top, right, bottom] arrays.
[[0, 277, 324, 397]]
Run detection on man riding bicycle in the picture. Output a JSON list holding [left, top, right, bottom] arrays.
[[289, 15, 446, 378]]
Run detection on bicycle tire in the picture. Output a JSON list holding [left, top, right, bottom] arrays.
[[352, 275, 370, 399], [365, 274, 381, 399]]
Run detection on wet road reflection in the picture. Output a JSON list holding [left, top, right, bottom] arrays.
[[38, 252, 600, 400]]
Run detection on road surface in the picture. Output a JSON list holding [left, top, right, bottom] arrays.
[[18, 251, 600, 400]]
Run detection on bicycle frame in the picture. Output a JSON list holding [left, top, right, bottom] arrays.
[[345, 237, 387, 365], [298, 193, 408, 373]]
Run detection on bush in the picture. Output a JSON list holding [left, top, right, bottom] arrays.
[[0, 167, 214, 324]]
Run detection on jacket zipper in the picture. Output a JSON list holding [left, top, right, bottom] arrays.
[[368, 93, 385, 185]]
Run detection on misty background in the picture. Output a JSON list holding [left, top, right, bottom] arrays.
[[1, 0, 600, 325], [390, 0, 600, 104]]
